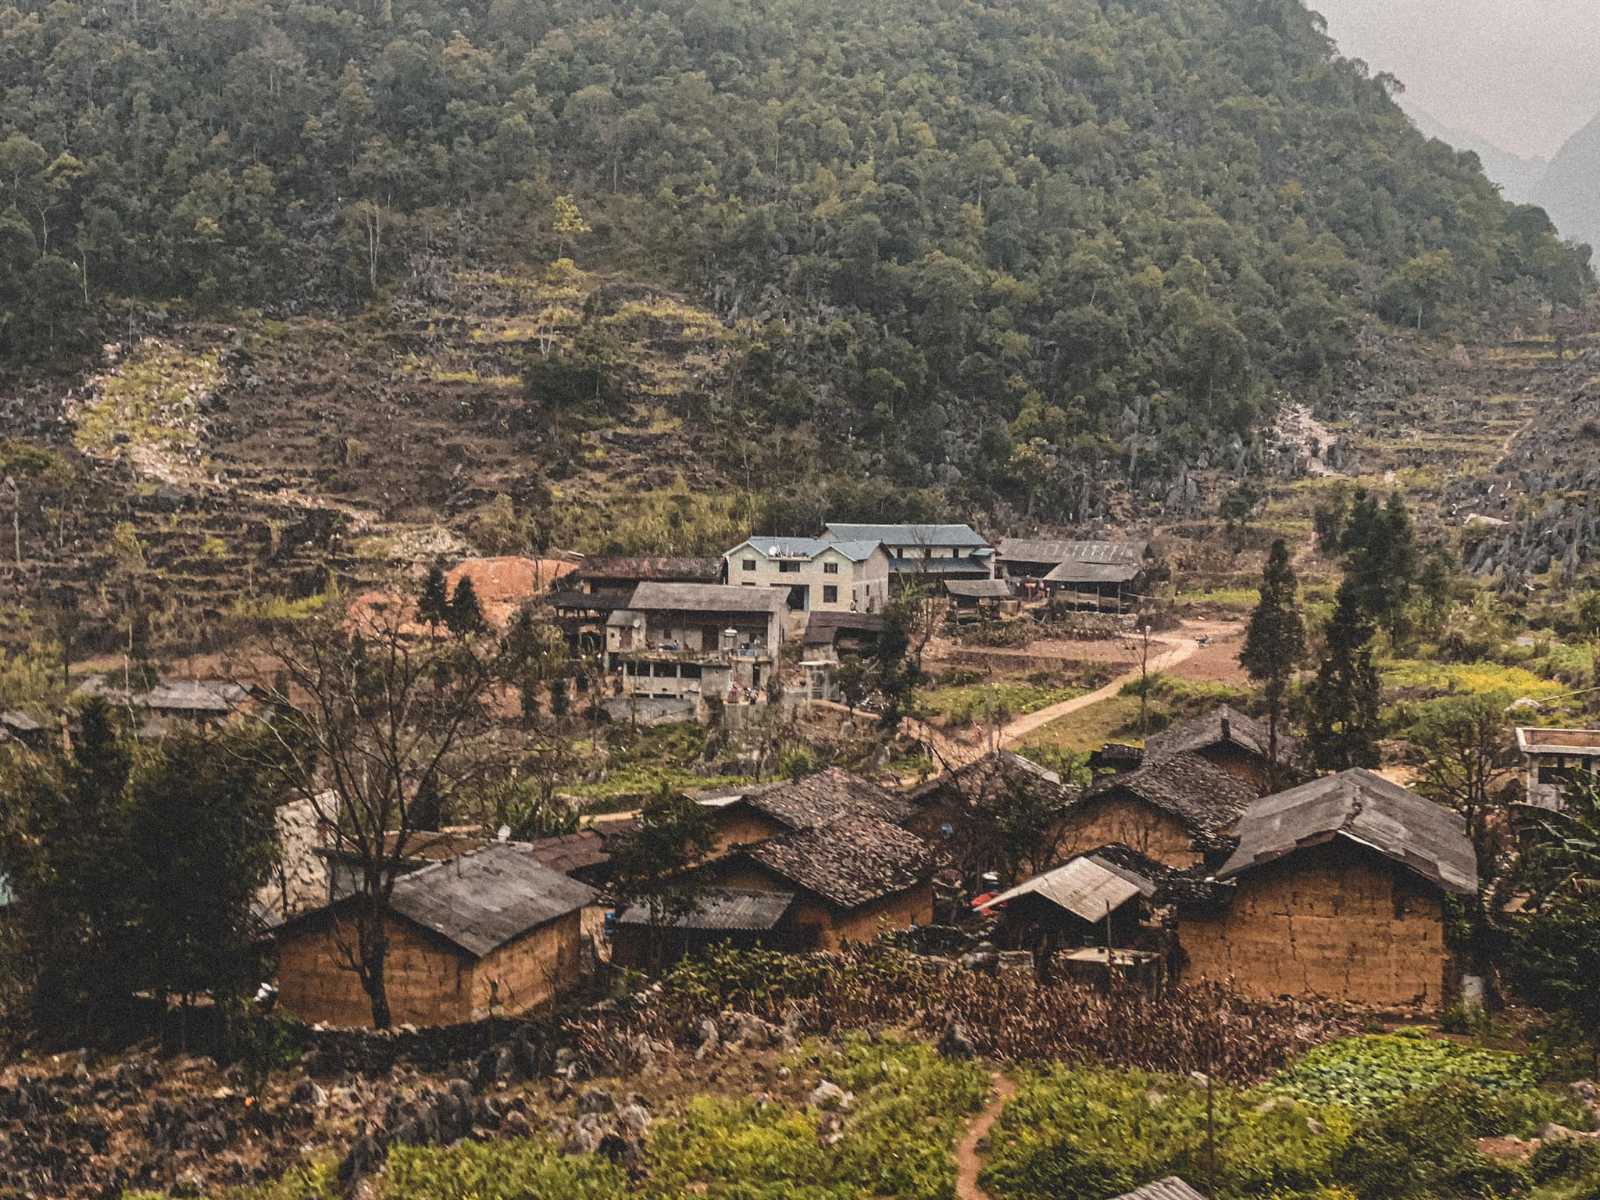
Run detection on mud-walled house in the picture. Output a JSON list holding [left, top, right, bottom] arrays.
[[1176, 769, 1477, 1008], [1142, 705, 1300, 792], [273, 844, 597, 1028], [1057, 751, 1258, 868], [696, 768, 914, 860]]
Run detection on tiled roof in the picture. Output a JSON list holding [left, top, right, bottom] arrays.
[[618, 888, 795, 931], [1144, 705, 1297, 765], [802, 612, 889, 645], [141, 679, 251, 712], [385, 844, 598, 957], [823, 523, 990, 548], [1217, 769, 1477, 895], [628, 582, 787, 614], [522, 830, 612, 877], [999, 538, 1148, 566], [1083, 751, 1257, 842], [745, 816, 931, 908], [733, 768, 915, 831], [912, 750, 1075, 814], [574, 556, 721, 583], [1044, 560, 1143, 585]]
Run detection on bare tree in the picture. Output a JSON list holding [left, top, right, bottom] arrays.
[[238, 598, 534, 1027]]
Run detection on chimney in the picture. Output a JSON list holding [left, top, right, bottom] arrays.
[[1220, 714, 1231, 743]]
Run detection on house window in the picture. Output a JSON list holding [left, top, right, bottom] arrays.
[[779, 561, 800, 574], [742, 558, 756, 571], [823, 586, 838, 604], [824, 562, 839, 575]]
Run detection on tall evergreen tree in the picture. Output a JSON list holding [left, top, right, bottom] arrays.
[[1306, 582, 1383, 772], [445, 576, 485, 636], [417, 562, 450, 633], [1340, 489, 1419, 646], [1240, 539, 1307, 781]]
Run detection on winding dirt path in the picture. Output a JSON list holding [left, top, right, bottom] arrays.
[[955, 1073, 1018, 1200]]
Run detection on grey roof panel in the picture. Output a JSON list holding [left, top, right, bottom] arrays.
[[0, 710, 43, 732], [618, 888, 795, 931], [1216, 769, 1477, 894], [978, 855, 1146, 921], [824, 523, 989, 548], [629, 582, 787, 614], [1115, 1179, 1209, 1200], [1043, 560, 1143, 585], [388, 843, 599, 957], [1000, 539, 1149, 566], [945, 579, 1013, 599], [140, 680, 250, 712], [745, 815, 931, 908], [733, 537, 883, 563]]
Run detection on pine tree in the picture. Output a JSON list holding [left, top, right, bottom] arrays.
[[417, 562, 449, 633], [445, 576, 485, 635], [1306, 581, 1383, 772], [1339, 489, 1418, 647], [1240, 539, 1307, 781]]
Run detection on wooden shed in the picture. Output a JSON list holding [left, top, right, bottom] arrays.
[[274, 844, 597, 1027], [1177, 769, 1477, 1008]]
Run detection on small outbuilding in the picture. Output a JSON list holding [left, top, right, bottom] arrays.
[[975, 847, 1161, 952], [1177, 769, 1477, 1008], [611, 888, 806, 968], [944, 577, 1013, 617], [274, 843, 598, 1027]]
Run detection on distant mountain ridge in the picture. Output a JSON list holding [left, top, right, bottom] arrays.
[[1408, 108, 1548, 206], [1536, 111, 1600, 250]]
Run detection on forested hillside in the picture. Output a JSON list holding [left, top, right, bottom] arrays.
[[0, 0, 1590, 523]]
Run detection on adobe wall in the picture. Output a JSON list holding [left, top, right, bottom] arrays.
[[1179, 840, 1449, 1008], [471, 911, 584, 1019], [1197, 746, 1271, 793], [1056, 796, 1201, 867], [788, 882, 934, 950], [706, 809, 789, 859], [276, 913, 474, 1028]]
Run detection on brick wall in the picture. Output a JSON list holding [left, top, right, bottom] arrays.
[[1055, 796, 1202, 867], [1179, 840, 1449, 1008]]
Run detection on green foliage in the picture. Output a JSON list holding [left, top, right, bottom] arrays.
[[444, 576, 485, 635], [1529, 1137, 1600, 1187], [1264, 1034, 1541, 1115], [1241, 538, 1308, 776], [1305, 582, 1383, 772], [1334, 1082, 1532, 1200], [380, 1138, 627, 1200], [417, 563, 449, 630], [646, 1035, 988, 1200], [919, 680, 1082, 728], [981, 1066, 1355, 1200]]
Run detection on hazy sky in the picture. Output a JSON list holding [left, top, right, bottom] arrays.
[[1310, 0, 1600, 160]]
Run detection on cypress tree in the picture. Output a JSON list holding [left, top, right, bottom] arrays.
[[1240, 539, 1307, 780], [1306, 581, 1383, 772], [446, 576, 485, 635], [418, 562, 449, 632]]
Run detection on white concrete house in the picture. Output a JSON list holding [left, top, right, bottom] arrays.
[[723, 537, 892, 614], [820, 523, 995, 585]]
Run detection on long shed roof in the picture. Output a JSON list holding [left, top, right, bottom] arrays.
[[1216, 769, 1477, 895], [618, 888, 795, 931], [999, 538, 1148, 566], [823, 522, 989, 547], [976, 852, 1156, 922], [628, 582, 787, 614]]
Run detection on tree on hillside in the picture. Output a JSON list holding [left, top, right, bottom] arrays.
[[1305, 583, 1383, 772], [606, 786, 715, 954], [245, 601, 533, 1027], [417, 562, 450, 633], [446, 576, 486, 636], [1340, 489, 1419, 647], [1240, 539, 1307, 782]]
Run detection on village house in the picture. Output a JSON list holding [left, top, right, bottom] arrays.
[[723, 536, 892, 614], [944, 577, 1014, 620], [696, 767, 915, 859], [798, 612, 891, 702], [612, 888, 810, 968], [820, 522, 995, 586], [905, 750, 1077, 877], [273, 843, 597, 1027], [551, 557, 722, 651], [1142, 705, 1298, 792], [702, 814, 935, 950], [1513, 726, 1600, 810], [606, 582, 787, 715], [997, 538, 1156, 611], [1060, 751, 1258, 868], [975, 845, 1165, 953], [1176, 769, 1477, 1008], [1115, 1181, 1209, 1200]]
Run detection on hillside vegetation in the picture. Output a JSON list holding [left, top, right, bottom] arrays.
[[0, 0, 1590, 533]]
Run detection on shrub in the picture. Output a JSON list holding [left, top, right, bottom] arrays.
[[1264, 1034, 1540, 1113], [1529, 1136, 1600, 1186], [1334, 1084, 1530, 1200]]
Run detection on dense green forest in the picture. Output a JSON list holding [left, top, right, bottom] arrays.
[[0, 0, 1590, 517]]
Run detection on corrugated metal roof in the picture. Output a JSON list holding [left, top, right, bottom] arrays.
[[618, 888, 795, 931], [977, 855, 1149, 921], [823, 523, 989, 548], [1000, 538, 1148, 565], [629, 582, 787, 614], [1114, 1178, 1208, 1200], [1043, 560, 1142, 585], [945, 579, 1013, 599], [387, 843, 599, 957], [1217, 769, 1477, 895], [730, 537, 883, 563], [141, 680, 250, 712]]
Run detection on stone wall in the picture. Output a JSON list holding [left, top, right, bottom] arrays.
[[1178, 840, 1449, 1008], [1055, 796, 1201, 867], [259, 797, 329, 920]]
